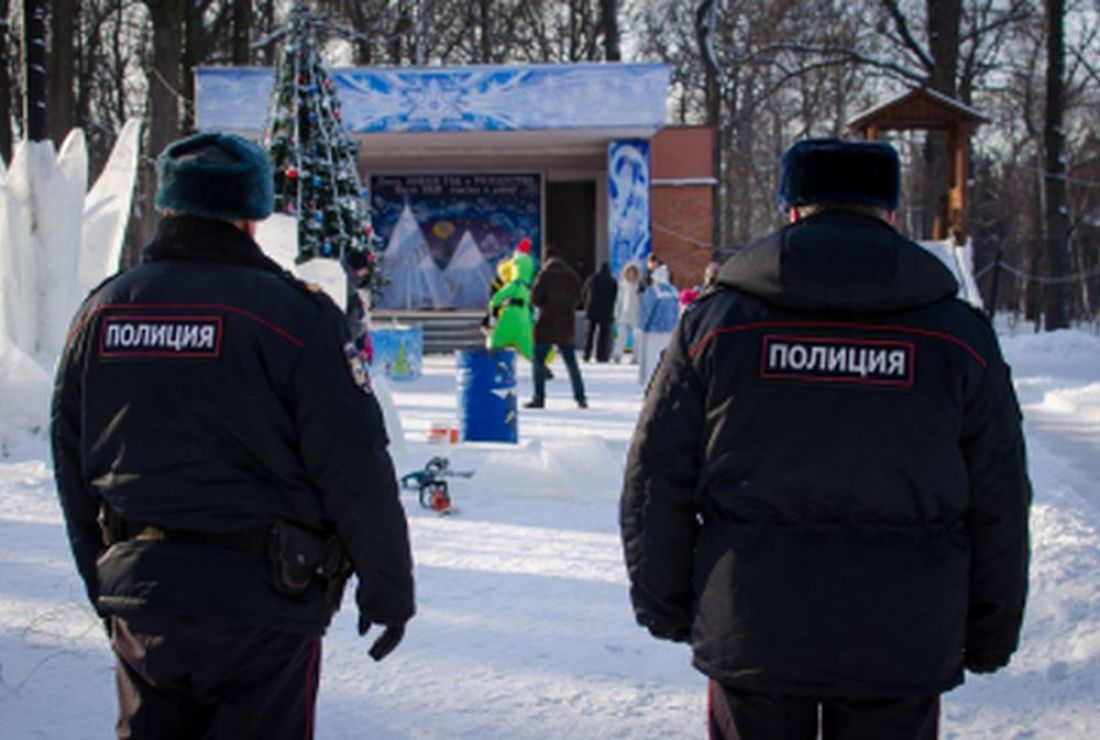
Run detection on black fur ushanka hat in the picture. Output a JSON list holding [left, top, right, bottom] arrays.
[[155, 132, 274, 222], [778, 138, 900, 212]]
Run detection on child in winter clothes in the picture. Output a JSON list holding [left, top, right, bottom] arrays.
[[637, 264, 679, 388], [612, 261, 642, 363]]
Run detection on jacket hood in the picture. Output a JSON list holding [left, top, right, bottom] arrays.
[[619, 260, 642, 282], [717, 211, 959, 312]]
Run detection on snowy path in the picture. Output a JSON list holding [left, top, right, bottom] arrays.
[[2, 330, 1100, 738]]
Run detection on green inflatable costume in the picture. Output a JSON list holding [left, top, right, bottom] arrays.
[[488, 243, 536, 361]]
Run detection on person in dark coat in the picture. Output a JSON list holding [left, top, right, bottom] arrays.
[[620, 138, 1031, 740], [51, 133, 415, 740], [581, 262, 618, 362], [344, 247, 375, 363], [526, 252, 588, 408]]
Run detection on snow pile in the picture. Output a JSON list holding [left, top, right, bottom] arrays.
[[1036, 382, 1100, 418], [919, 238, 983, 309], [79, 120, 142, 296], [0, 122, 141, 429]]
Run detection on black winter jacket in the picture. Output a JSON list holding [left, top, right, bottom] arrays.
[[583, 264, 618, 321], [620, 211, 1030, 697], [51, 216, 415, 635], [532, 258, 583, 345]]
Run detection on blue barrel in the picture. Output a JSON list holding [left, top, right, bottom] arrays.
[[456, 349, 518, 443]]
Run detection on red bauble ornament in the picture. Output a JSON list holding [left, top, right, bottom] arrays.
[[286, 167, 298, 179], [363, 223, 373, 235]]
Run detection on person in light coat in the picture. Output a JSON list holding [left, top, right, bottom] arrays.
[[637, 263, 679, 388], [612, 261, 643, 363]]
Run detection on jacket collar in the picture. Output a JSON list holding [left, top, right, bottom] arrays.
[[141, 215, 284, 275], [717, 210, 959, 312]]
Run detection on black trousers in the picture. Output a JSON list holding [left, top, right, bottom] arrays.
[[533, 343, 586, 404], [583, 318, 614, 362], [707, 680, 939, 740], [112, 614, 322, 740]]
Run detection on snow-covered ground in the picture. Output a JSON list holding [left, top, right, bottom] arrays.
[[1, 327, 1099, 738]]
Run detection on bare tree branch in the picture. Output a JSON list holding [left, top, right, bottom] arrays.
[[761, 42, 928, 85], [879, 0, 935, 70]]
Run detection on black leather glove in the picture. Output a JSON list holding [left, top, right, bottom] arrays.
[[965, 651, 1008, 674], [358, 616, 406, 661]]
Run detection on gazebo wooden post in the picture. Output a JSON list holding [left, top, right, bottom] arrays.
[[946, 121, 969, 244]]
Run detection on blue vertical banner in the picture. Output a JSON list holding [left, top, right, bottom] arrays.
[[608, 140, 652, 278]]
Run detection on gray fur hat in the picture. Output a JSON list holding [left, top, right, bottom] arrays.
[[155, 132, 274, 221]]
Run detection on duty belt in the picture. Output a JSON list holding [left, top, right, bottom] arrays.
[[126, 522, 269, 554]]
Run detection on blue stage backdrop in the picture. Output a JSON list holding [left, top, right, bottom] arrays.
[[608, 140, 652, 278], [370, 174, 542, 269], [196, 63, 669, 134]]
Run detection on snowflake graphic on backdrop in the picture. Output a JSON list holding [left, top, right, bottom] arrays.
[[401, 78, 467, 131], [197, 64, 670, 134]]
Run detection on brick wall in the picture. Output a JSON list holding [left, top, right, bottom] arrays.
[[649, 125, 716, 290], [651, 184, 714, 291]]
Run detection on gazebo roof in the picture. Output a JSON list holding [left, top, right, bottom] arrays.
[[848, 87, 990, 132]]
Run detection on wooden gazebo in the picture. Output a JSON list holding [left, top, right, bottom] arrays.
[[849, 88, 990, 243]]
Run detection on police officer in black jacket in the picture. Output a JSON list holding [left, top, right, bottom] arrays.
[[620, 139, 1030, 740], [51, 132, 415, 739]]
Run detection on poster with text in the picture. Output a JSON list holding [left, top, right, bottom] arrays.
[[370, 174, 542, 272]]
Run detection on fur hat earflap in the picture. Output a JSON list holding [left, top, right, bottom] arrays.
[[778, 138, 900, 212], [155, 132, 274, 222]]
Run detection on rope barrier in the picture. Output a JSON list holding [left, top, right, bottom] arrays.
[[974, 259, 1100, 285], [652, 222, 715, 250]]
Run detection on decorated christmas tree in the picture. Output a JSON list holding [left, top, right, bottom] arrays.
[[263, 0, 384, 289]]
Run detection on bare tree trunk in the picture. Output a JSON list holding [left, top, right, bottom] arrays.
[[1043, 0, 1069, 329], [182, 3, 204, 133], [261, 0, 278, 65], [147, 1, 183, 155], [47, 0, 76, 147], [600, 0, 620, 61], [921, 0, 962, 240], [0, 0, 13, 163], [345, 3, 373, 64], [232, 0, 252, 65], [390, 0, 413, 63], [478, 0, 492, 63], [696, 0, 720, 251], [23, 0, 48, 141], [126, 1, 185, 266]]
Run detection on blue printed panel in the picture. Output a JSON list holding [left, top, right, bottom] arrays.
[[608, 140, 651, 277], [196, 63, 669, 134], [370, 325, 423, 381]]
